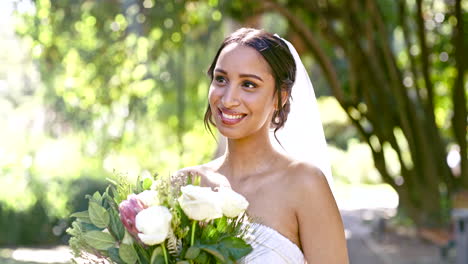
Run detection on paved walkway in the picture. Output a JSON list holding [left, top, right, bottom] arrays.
[[342, 210, 386, 264], [342, 209, 455, 264], [334, 184, 455, 264]]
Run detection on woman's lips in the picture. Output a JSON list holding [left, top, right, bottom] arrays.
[[218, 108, 246, 125]]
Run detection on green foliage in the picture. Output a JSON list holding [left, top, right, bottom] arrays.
[[109, 207, 126, 241], [17, 0, 223, 140], [68, 173, 253, 263], [70, 211, 91, 224], [150, 246, 167, 264], [67, 221, 89, 256], [0, 200, 56, 246], [2, 0, 227, 246], [88, 201, 110, 228], [216, 236, 252, 260], [83, 231, 116, 250], [119, 244, 138, 264], [184, 246, 200, 259]]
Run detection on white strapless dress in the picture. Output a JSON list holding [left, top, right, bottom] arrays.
[[239, 224, 306, 264]]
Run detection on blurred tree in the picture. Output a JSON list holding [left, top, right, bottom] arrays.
[[7, 0, 224, 245], [17, 0, 467, 229], [228, 0, 466, 227], [16, 0, 223, 169]]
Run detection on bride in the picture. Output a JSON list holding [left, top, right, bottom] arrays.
[[178, 28, 349, 263]]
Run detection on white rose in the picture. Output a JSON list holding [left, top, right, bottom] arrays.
[[135, 206, 172, 245], [178, 185, 223, 221], [136, 190, 160, 207], [218, 187, 249, 218]]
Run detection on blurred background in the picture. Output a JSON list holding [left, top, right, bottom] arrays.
[[0, 0, 466, 263]]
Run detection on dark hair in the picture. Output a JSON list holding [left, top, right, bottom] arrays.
[[204, 28, 296, 139]]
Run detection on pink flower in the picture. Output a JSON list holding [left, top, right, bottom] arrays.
[[119, 194, 146, 236]]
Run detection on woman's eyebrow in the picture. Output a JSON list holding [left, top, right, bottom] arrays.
[[215, 68, 264, 82], [215, 68, 228, 75], [239, 74, 263, 82]]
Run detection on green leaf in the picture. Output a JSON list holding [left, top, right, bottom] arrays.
[[193, 175, 201, 186], [93, 191, 102, 202], [70, 210, 92, 224], [102, 190, 113, 207], [176, 261, 190, 264], [134, 243, 151, 264], [142, 177, 152, 190], [218, 237, 252, 260], [80, 222, 101, 232], [199, 245, 226, 262], [108, 247, 125, 264], [86, 191, 103, 204], [215, 216, 228, 233], [108, 207, 125, 240], [150, 246, 162, 263], [106, 177, 118, 186], [83, 230, 116, 250], [153, 256, 166, 264], [89, 201, 110, 228], [70, 210, 89, 218], [136, 175, 143, 193], [193, 251, 209, 263], [150, 246, 165, 264], [184, 246, 200, 259], [119, 244, 138, 264]]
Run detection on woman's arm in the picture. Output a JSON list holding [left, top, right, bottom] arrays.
[[294, 163, 349, 263]]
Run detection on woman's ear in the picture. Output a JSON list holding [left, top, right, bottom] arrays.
[[280, 88, 289, 108], [273, 86, 289, 111]]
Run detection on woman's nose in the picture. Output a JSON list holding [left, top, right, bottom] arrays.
[[221, 85, 240, 108]]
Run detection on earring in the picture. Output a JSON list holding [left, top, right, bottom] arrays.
[[273, 109, 280, 123]]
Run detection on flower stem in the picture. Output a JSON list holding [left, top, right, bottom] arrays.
[[190, 220, 197, 246], [162, 241, 168, 264]]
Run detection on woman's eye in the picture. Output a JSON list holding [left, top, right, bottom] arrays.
[[243, 81, 257, 89], [215, 76, 227, 84]]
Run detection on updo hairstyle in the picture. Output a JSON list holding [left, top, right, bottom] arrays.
[[204, 28, 296, 137]]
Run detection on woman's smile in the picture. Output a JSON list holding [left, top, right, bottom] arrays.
[[218, 107, 247, 125], [208, 43, 276, 139]]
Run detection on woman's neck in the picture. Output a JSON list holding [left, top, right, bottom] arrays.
[[219, 131, 283, 181]]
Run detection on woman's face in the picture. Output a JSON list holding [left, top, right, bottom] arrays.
[[208, 43, 276, 139]]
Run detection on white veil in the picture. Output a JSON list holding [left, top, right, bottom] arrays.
[[270, 35, 334, 188]]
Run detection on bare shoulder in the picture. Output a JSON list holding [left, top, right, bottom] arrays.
[[287, 161, 331, 199], [288, 161, 349, 263], [287, 160, 337, 217]]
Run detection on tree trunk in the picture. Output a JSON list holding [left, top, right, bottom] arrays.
[[254, 0, 464, 227]]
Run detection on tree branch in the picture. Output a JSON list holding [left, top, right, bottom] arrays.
[[415, 0, 435, 116], [398, 1, 424, 103], [452, 0, 468, 181], [262, 0, 345, 102]]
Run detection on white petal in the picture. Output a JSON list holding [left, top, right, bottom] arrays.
[[138, 232, 167, 245]]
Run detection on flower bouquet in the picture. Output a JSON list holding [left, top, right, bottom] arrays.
[[67, 173, 253, 264]]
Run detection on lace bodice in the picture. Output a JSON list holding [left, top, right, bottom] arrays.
[[239, 224, 306, 264]]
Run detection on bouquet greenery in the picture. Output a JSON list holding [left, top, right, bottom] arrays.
[[67, 172, 253, 264]]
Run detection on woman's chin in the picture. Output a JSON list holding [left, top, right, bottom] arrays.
[[214, 118, 270, 140], [216, 125, 266, 141], [214, 118, 246, 138], [217, 128, 245, 140]]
